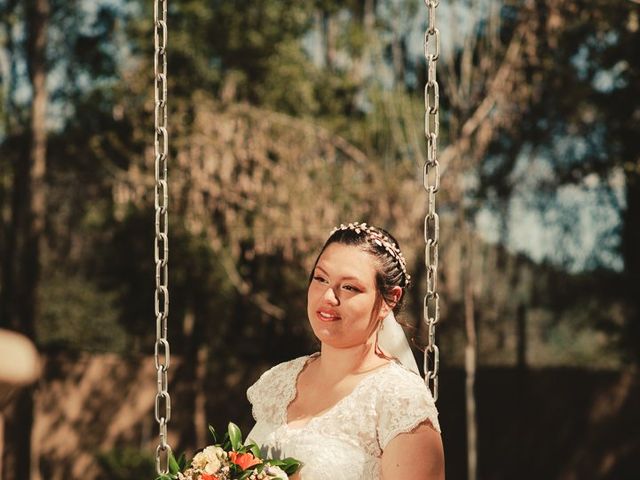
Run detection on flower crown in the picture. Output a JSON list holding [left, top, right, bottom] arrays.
[[329, 222, 411, 285]]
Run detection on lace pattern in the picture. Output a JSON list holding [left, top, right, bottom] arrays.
[[246, 355, 312, 425], [376, 366, 441, 449], [246, 353, 441, 479]]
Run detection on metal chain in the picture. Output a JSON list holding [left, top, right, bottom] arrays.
[[422, 0, 441, 402], [153, 0, 171, 475]]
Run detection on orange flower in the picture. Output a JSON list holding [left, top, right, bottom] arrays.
[[228, 451, 261, 470], [200, 474, 220, 480]]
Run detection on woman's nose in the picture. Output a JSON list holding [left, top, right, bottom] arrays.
[[323, 286, 339, 304]]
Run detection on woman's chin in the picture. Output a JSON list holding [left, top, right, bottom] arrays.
[[311, 322, 337, 336], [310, 323, 342, 343]]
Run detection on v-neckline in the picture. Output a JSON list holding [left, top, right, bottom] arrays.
[[283, 352, 393, 430]]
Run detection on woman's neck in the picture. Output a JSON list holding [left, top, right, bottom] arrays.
[[316, 340, 388, 382]]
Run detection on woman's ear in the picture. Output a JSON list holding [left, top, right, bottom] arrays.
[[380, 286, 403, 317]]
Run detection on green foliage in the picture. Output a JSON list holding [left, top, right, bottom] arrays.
[[150, 450, 182, 480], [93, 210, 238, 353], [96, 447, 156, 480], [269, 457, 302, 476], [208, 425, 218, 444], [204, 0, 311, 78], [127, 0, 315, 105], [37, 271, 127, 353], [168, 451, 180, 475], [254, 39, 321, 115]]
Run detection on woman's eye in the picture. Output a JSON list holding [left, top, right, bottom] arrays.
[[313, 275, 327, 283], [343, 285, 360, 292]]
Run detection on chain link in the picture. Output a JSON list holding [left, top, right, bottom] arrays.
[[154, 0, 172, 474], [422, 0, 440, 402]]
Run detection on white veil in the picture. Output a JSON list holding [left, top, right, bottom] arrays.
[[377, 311, 420, 375]]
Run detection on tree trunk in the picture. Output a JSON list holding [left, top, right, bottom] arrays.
[[182, 305, 209, 449], [0, 413, 4, 478], [0, 0, 24, 331], [622, 170, 640, 363], [19, 0, 48, 341], [2, 1, 49, 479], [516, 302, 527, 371], [194, 343, 209, 448], [463, 230, 477, 480], [351, 0, 375, 84], [390, 17, 405, 86], [0, 143, 23, 331], [182, 307, 197, 449], [323, 11, 336, 71]]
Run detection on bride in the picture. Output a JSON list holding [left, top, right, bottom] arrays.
[[246, 223, 445, 480]]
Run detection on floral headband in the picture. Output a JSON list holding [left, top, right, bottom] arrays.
[[329, 222, 411, 285]]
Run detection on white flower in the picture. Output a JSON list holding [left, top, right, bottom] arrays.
[[264, 464, 289, 479], [191, 445, 225, 474], [177, 469, 198, 480]]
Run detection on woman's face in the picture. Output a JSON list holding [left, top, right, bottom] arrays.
[[307, 242, 390, 349]]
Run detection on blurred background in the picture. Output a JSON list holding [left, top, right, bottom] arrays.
[[0, 0, 639, 478]]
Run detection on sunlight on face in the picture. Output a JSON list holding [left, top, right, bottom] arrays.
[[307, 243, 381, 349]]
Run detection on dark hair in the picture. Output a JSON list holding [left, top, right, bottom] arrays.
[[308, 224, 411, 318]]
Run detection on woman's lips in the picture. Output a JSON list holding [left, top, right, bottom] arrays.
[[316, 310, 341, 322]]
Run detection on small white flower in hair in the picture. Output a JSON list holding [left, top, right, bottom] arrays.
[[328, 222, 411, 285]]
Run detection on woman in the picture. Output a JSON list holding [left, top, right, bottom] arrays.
[[247, 223, 445, 479]]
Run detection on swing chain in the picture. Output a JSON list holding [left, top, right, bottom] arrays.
[[154, 0, 172, 475], [422, 0, 440, 402]]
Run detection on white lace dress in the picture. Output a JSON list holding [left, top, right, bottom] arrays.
[[246, 352, 441, 480]]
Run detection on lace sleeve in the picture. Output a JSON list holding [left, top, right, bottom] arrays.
[[376, 368, 441, 450], [246, 358, 302, 425]]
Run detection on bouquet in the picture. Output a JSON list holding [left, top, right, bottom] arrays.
[[155, 422, 301, 480]]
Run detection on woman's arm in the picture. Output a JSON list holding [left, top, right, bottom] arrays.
[[380, 420, 444, 480]]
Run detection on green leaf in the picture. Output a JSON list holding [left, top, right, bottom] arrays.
[[154, 475, 173, 480], [278, 457, 302, 474], [228, 422, 242, 451], [249, 441, 261, 458], [168, 451, 180, 475], [177, 452, 187, 470], [208, 425, 218, 443], [222, 432, 231, 451]]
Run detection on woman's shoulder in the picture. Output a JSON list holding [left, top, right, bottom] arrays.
[[379, 360, 430, 391], [374, 361, 441, 443]]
